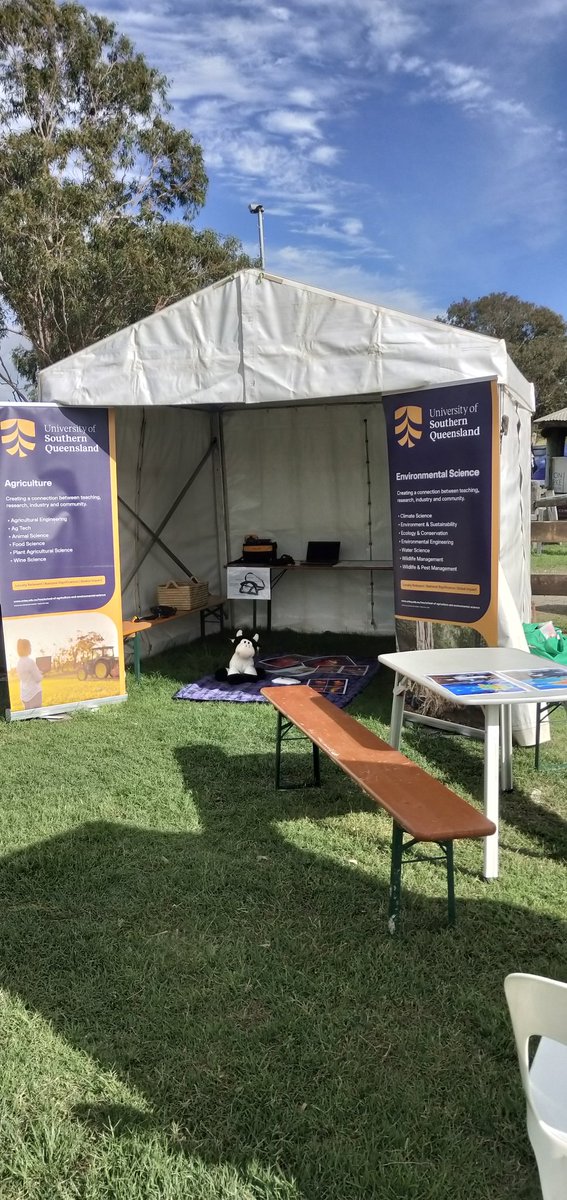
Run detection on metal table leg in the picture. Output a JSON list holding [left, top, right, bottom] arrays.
[[389, 674, 406, 750], [500, 703, 513, 793], [483, 705, 500, 879]]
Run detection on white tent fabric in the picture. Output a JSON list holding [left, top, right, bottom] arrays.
[[41, 269, 532, 412], [39, 270, 535, 720]]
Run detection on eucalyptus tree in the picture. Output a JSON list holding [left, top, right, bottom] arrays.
[[440, 293, 567, 417], [0, 0, 250, 388]]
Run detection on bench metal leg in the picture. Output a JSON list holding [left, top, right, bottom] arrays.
[[388, 822, 404, 935], [275, 711, 283, 788], [313, 742, 320, 786], [445, 840, 456, 927], [200, 602, 225, 641], [133, 633, 142, 682], [388, 827, 456, 935], [273, 712, 322, 790]]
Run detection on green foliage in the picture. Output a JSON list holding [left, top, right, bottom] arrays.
[[440, 292, 567, 417], [0, 0, 251, 386]]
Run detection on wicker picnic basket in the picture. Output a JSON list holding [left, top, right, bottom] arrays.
[[157, 579, 209, 611]]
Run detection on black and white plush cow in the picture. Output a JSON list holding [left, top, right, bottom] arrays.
[[214, 630, 266, 684]]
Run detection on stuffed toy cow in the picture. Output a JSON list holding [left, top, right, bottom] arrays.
[[215, 630, 266, 684]]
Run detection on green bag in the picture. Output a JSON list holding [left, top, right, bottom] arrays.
[[523, 622, 567, 664]]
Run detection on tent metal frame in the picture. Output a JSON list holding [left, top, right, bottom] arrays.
[[120, 438, 217, 594]]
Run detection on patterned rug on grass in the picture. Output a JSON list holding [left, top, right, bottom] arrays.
[[174, 654, 380, 709]]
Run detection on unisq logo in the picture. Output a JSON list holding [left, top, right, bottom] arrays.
[[0, 417, 36, 457], [394, 405, 422, 448]]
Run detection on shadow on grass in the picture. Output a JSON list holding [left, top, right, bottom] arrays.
[[0, 743, 562, 1198], [401, 722, 567, 865]]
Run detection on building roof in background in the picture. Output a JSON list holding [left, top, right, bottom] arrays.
[[534, 408, 567, 427]]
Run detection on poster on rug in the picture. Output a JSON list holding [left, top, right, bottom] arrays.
[[383, 378, 499, 646], [0, 405, 126, 719], [227, 565, 271, 600]]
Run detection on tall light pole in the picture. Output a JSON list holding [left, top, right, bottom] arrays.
[[248, 203, 265, 268]]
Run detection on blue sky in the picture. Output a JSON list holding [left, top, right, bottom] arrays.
[[86, 0, 567, 321]]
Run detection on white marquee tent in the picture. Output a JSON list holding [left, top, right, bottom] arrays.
[[39, 269, 534, 664]]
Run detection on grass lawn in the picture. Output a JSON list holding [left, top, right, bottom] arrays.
[[531, 545, 567, 628], [531, 544, 567, 574], [0, 628, 566, 1199]]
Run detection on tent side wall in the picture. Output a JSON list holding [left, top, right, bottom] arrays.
[[116, 407, 222, 655], [114, 381, 533, 654], [498, 383, 533, 626], [222, 400, 394, 634]]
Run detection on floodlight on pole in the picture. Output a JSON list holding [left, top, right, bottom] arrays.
[[248, 202, 265, 269]]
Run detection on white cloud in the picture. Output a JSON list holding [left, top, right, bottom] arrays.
[[262, 109, 323, 138], [353, 0, 425, 51], [288, 87, 317, 107], [296, 219, 392, 260], [309, 144, 340, 166], [343, 218, 363, 238], [454, 0, 567, 45], [167, 56, 252, 103], [267, 243, 435, 314]]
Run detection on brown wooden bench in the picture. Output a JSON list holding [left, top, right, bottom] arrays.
[[261, 685, 495, 933], [123, 595, 226, 680]]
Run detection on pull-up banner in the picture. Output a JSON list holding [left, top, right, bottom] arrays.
[[383, 378, 499, 646], [0, 405, 126, 719]]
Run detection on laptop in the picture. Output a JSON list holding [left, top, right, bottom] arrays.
[[303, 540, 341, 565]]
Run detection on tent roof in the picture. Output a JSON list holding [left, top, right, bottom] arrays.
[[39, 268, 535, 412]]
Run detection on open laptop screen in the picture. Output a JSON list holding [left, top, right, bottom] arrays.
[[305, 540, 341, 564]]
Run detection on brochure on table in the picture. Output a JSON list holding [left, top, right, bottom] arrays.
[[426, 667, 567, 698]]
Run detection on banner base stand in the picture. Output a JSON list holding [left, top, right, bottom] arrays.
[[6, 693, 128, 722]]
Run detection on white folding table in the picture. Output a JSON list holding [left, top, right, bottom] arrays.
[[378, 646, 567, 879]]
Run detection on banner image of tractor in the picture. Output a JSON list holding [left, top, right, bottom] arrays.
[[2, 613, 122, 713], [77, 644, 119, 682]]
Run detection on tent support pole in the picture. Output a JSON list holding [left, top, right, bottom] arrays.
[[213, 412, 233, 626], [211, 412, 231, 592], [120, 439, 217, 593], [119, 497, 198, 592]]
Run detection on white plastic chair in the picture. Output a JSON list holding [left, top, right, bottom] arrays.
[[504, 973, 567, 1199]]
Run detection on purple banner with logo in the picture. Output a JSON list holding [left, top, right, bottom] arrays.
[[0, 405, 126, 720], [383, 379, 499, 643], [0, 407, 115, 617]]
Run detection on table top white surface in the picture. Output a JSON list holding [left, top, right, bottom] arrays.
[[378, 646, 567, 707], [228, 560, 393, 570]]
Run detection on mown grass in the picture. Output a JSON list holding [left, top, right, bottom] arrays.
[[531, 544, 567, 573], [0, 628, 566, 1200]]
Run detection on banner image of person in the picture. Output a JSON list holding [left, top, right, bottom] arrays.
[[383, 378, 499, 646], [0, 406, 126, 719]]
